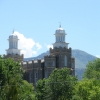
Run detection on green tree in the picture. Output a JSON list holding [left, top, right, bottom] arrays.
[[36, 68, 77, 100], [73, 79, 100, 100], [36, 78, 49, 100], [83, 58, 100, 79], [0, 56, 35, 100]]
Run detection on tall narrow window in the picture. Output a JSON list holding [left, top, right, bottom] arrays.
[[14, 42, 15, 48], [16, 42, 17, 48], [35, 72, 37, 79], [64, 37, 65, 42], [9, 42, 11, 48], [64, 56, 67, 66], [29, 72, 32, 83], [60, 36, 62, 42], [63, 36, 64, 42], [53, 61, 55, 66], [61, 36, 62, 42], [59, 36, 60, 42], [45, 69, 48, 78], [11, 42, 12, 48], [35, 72, 38, 84], [45, 62, 47, 67]]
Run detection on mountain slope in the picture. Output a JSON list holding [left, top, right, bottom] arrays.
[[72, 49, 96, 68]]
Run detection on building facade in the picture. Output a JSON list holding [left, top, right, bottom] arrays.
[[4, 25, 75, 85]]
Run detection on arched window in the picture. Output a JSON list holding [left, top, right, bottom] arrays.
[[63, 36, 64, 42], [60, 36, 62, 42], [15, 42, 17, 49], [59, 36, 60, 42], [45, 62, 47, 67], [45, 70, 48, 78], [29, 72, 32, 83], [64, 56, 67, 66], [56, 36, 58, 42], [9, 42, 11, 48], [64, 37, 65, 42], [14, 42, 15, 48], [35, 72, 37, 79], [11, 42, 13, 48], [53, 61, 55, 66], [35, 72, 38, 83], [60, 36, 61, 42]]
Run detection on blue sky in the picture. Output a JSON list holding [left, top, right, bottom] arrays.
[[0, 0, 100, 58]]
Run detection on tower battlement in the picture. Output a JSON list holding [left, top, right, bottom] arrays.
[[44, 55, 55, 59], [4, 54, 23, 62], [50, 47, 71, 53]]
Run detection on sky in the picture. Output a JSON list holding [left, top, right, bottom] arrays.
[[0, 0, 100, 58]]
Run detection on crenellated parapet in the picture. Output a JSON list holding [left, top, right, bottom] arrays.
[[50, 47, 71, 56], [21, 58, 44, 72], [50, 47, 71, 53], [3, 54, 23, 62], [44, 55, 56, 67], [44, 55, 55, 59]]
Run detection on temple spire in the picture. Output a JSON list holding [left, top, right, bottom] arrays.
[[12, 29, 15, 34], [59, 22, 61, 28]]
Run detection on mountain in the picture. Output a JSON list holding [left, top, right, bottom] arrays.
[[72, 49, 96, 68], [72, 49, 97, 79], [24, 49, 97, 80]]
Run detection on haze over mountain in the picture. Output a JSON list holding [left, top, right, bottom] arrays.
[[24, 49, 97, 80], [72, 49, 97, 79]]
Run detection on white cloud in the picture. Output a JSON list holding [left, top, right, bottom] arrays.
[[14, 31, 42, 58], [96, 55, 100, 58], [46, 44, 53, 49]]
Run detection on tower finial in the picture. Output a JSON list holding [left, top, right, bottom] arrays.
[[12, 29, 15, 34], [59, 22, 61, 28]]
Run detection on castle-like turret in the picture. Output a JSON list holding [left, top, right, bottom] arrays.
[[53, 24, 69, 48], [50, 25, 75, 75], [4, 30, 23, 62], [6, 30, 20, 55]]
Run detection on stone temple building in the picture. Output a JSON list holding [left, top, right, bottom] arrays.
[[4, 25, 75, 85]]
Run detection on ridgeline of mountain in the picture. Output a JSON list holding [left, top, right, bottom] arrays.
[[72, 49, 97, 68], [24, 49, 97, 80], [72, 49, 97, 79]]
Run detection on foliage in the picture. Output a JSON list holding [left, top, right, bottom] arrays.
[[83, 58, 100, 79], [73, 79, 100, 100], [0, 56, 35, 100], [36, 78, 49, 100], [72, 58, 100, 100], [36, 68, 77, 100]]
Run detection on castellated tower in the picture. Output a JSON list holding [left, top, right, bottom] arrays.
[[45, 25, 75, 75], [4, 30, 23, 62]]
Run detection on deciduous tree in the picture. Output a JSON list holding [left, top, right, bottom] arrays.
[[73, 79, 100, 100], [0, 56, 35, 100], [83, 58, 100, 79], [36, 68, 77, 100]]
